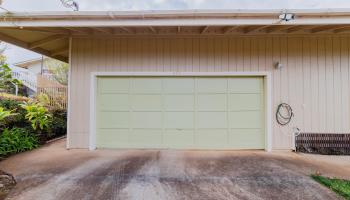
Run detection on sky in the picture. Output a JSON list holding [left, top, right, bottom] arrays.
[[2, 0, 350, 64]]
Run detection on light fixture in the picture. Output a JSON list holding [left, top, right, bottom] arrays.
[[279, 13, 295, 22], [274, 62, 283, 69]]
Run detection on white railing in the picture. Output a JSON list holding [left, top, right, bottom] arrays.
[[41, 73, 58, 82], [37, 87, 68, 109], [12, 70, 37, 92]]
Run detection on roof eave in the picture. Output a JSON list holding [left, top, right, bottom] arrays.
[[2, 9, 350, 27]]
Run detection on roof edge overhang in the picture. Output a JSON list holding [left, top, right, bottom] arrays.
[[2, 9, 350, 27], [2, 9, 350, 63]]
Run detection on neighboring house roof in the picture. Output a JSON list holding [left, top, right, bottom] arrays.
[[13, 57, 47, 69], [1, 9, 350, 62]]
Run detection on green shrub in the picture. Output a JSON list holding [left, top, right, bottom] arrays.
[[0, 107, 16, 121], [35, 93, 50, 107], [20, 102, 52, 131], [0, 93, 30, 102], [0, 94, 66, 145], [0, 128, 38, 157], [47, 108, 67, 138], [0, 99, 31, 131]]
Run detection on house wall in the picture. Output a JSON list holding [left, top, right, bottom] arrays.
[[69, 35, 350, 150], [27, 62, 43, 74]]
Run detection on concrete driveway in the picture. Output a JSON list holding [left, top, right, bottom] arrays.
[[1, 139, 350, 200]]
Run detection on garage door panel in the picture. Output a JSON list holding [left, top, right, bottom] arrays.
[[196, 112, 227, 129], [96, 76, 265, 150], [98, 112, 129, 128], [163, 130, 194, 148], [129, 129, 163, 148], [96, 129, 129, 148], [229, 129, 265, 149], [229, 111, 262, 128], [163, 78, 194, 94], [164, 95, 194, 111], [196, 78, 227, 93], [228, 77, 263, 93], [196, 94, 227, 111], [132, 78, 162, 93], [131, 112, 162, 128], [164, 112, 194, 129], [228, 94, 261, 111], [195, 130, 228, 148], [98, 94, 129, 111], [98, 77, 130, 94], [131, 95, 162, 111]]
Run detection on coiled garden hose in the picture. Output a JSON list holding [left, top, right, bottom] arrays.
[[276, 103, 294, 126]]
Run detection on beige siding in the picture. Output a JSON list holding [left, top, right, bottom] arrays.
[[69, 36, 350, 150]]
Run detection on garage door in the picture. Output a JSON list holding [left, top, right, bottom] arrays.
[[96, 76, 265, 149]]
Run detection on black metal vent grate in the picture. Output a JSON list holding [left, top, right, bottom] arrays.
[[295, 133, 350, 155]]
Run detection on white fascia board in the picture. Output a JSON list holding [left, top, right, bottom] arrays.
[[3, 8, 350, 18], [2, 17, 350, 27]]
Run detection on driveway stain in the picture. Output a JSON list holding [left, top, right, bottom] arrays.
[[57, 152, 156, 200], [0, 140, 348, 200], [6, 154, 96, 199]]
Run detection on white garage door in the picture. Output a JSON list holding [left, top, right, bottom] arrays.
[[96, 76, 265, 149]]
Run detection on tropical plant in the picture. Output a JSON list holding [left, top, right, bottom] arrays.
[[20, 102, 51, 130], [35, 93, 50, 106], [0, 128, 38, 157], [0, 107, 15, 121], [0, 98, 31, 129]]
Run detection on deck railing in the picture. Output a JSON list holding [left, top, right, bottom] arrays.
[[12, 69, 68, 109], [12, 70, 37, 92], [37, 86, 68, 109]]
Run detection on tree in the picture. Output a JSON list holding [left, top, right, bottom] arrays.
[[0, 42, 7, 65], [45, 59, 68, 85], [0, 63, 21, 94]]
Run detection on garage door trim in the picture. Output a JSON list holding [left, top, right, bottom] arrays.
[[89, 72, 272, 151]]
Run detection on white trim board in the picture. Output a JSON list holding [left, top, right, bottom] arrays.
[[66, 37, 72, 149], [89, 71, 272, 152]]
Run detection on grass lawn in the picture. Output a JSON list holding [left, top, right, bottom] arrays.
[[311, 175, 350, 199]]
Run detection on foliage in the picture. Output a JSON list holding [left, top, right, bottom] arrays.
[[0, 128, 38, 157], [0, 42, 7, 65], [0, 55, 6, 65], [0, 93, 66, 157], [0, 64, 21, 94], [0, 107, 15, 122], [0, 93, 30, 102], [36, 89, 67, 110], [45, 59, 68, 85], [20, 101, 52, 131], [0, 98, 30, 131], [35, 93, 50, 107], [311, 175, 350, 199], [0, 95, 66, 137], [48, 108, 67, 138]]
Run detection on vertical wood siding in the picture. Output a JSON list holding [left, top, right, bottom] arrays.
[[70, 36, 350, 149]]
